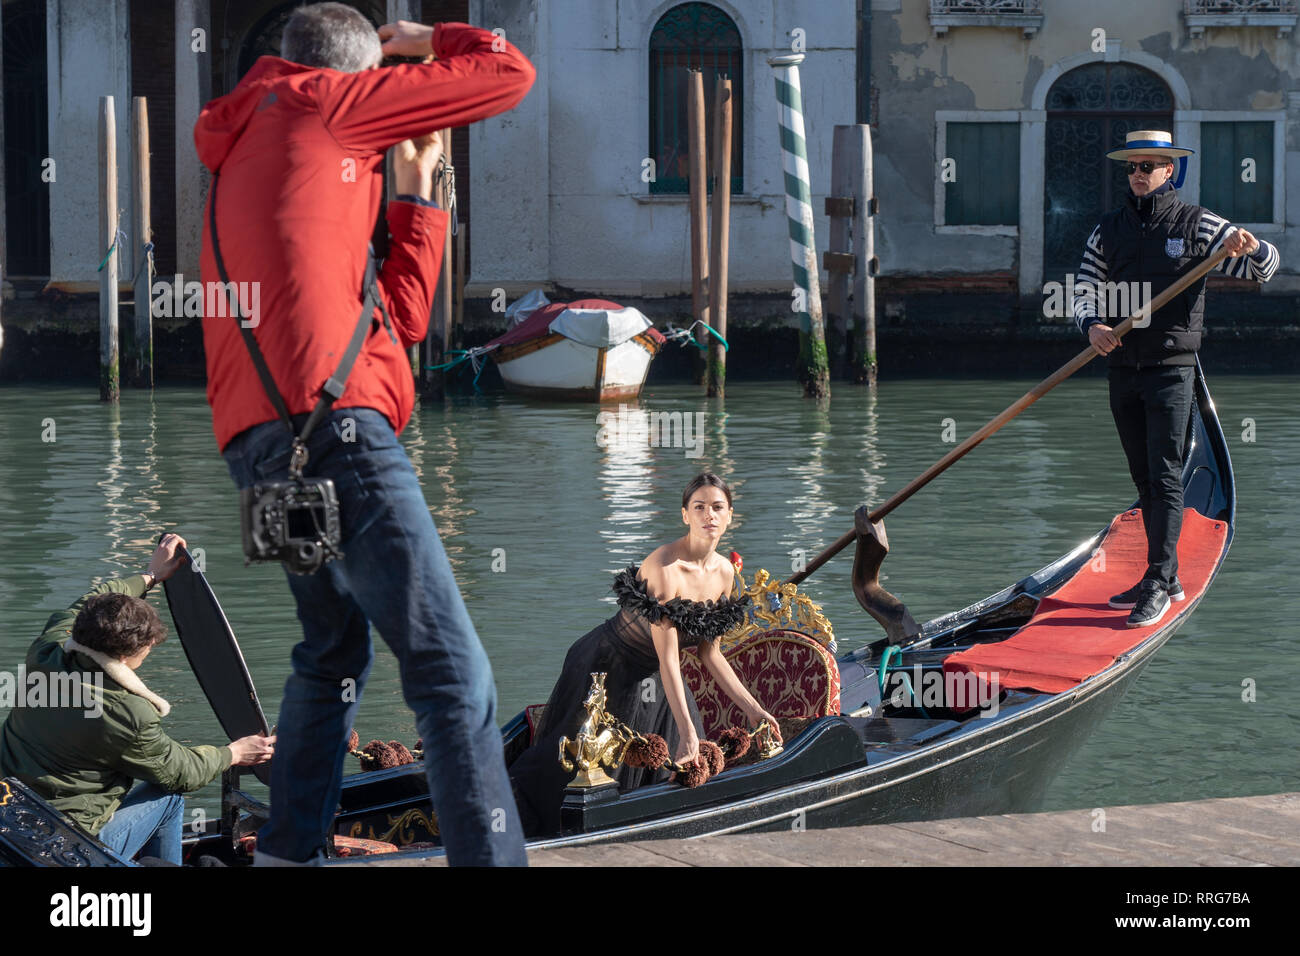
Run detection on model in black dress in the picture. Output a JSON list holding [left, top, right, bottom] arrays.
[[507, 473, 782, 838]]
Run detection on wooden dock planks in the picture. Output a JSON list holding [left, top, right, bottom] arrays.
[[349, 792, 1299, 867]]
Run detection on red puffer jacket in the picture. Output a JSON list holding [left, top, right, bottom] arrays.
[[195, 22, 535, 450]]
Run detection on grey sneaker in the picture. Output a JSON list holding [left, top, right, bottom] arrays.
[[1110, 576, 1184, 608], [1126, 580, 1170, 628]]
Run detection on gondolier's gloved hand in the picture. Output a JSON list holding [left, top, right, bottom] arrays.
[[229, 733, 276, 767], [1087, 323, 1122, 356]]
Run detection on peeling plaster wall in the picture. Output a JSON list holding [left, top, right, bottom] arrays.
[[872, 0, 1299, 288]]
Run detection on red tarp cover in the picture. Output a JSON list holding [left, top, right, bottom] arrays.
[[486, 298, 654, 350], [942, 508, 1229, 696]]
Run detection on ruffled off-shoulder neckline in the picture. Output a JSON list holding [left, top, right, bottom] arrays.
[[611, 564, 749, 642]]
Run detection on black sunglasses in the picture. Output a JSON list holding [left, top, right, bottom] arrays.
[[1126, 160, 1171, 175]]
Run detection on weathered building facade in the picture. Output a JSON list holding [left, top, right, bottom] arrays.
[[871, 0, 1298, 309], [2, 0, 1296, 376]]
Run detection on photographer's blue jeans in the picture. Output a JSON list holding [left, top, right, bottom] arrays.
[[222, 407, 526, 866], [98, 782, 184, 865]]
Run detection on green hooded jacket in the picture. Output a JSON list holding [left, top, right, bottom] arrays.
[[0, 575, 232, 835]]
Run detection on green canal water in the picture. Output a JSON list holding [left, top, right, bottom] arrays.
[[1, 376, 1296, 823]]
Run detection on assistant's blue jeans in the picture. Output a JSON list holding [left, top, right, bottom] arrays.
[[222, 407, 526, 866], [98, 782, 185, 865]]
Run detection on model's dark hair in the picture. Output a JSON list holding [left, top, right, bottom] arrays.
[[682, 472, 732, 509], [281, 2, 382, 72], [72, 593, 167, 659]]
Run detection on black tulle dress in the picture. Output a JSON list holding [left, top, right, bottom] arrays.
[[508, 565, 750, 837]]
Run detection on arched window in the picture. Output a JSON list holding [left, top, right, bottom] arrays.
[[649, 3, 743, 195], [1044, 63, 1172, 277]]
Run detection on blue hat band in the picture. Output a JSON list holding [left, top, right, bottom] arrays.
[[1125, 139, 1176, 150]]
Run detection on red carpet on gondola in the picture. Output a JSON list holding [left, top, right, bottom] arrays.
[[943, 508, 1228, 697]]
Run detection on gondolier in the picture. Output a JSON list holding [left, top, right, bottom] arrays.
[[1073, 130, 1279, 627]]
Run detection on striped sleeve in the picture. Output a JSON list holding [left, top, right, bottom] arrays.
[[1198, 210, 1281, 282], [1072, 225, 1107, 334]]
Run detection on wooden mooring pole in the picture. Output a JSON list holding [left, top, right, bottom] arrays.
[[99, 96, 120, 403], [706, 77, 732, 399], [852, 124, 878, 386], [438, 128, 454, 386], [422, 127, 453, 400], [131, 96, 154, 389], [825, 127, 854, 378], [687, 70, 709, 388], [824, 124, 878, 386]]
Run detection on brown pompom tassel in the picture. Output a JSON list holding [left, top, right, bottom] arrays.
[[717, 726, 750, 762], [360, 739, 399, 771], [347, 729, 360, 752], [624, 734, 669, 769], [674, 755, 711, 788], [699, 740, 725, 776], [388, 741, 415, 765]]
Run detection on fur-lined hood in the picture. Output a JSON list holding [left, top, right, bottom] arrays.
[[64, 639, 171, 717]]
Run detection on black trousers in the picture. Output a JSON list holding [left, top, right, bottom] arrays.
[[1107, 365, 1195, 588]]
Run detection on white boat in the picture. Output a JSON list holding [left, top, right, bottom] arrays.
[[486, 299, 665, 401]]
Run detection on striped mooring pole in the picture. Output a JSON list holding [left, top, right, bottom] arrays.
[[769, 53, 830, 399]]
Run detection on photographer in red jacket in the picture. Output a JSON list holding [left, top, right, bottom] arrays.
[[196, 5, 534, 865]]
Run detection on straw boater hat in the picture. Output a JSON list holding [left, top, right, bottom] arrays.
[[1104, 130, 1194, 161], [1106, 130, 1194, 188]]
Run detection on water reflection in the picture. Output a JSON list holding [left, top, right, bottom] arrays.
[[784, 398, 836, 557], [1, 378, 1296, 818], [405, 400, 426, 481], [429, 422, 469, 576], [597, 402, 658, 570], [857, 385, 886, 506]]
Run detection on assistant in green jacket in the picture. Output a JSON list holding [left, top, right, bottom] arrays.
[[0, 543, 270, 838]]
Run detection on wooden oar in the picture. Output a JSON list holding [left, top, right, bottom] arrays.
[[789, 243, 1234, 595]]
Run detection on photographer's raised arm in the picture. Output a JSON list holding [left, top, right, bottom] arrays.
[[319, 21, 536, 152], [378, 200, 448, 347], [375, 130, 448, 347]]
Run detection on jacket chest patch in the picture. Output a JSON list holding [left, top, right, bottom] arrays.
[[1165, 237, 1186, 258]]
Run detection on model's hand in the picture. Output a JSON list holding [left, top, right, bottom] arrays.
[[392, 131, 443, 199], [674, 728, 699, 766], [146, 533, 189, 583], [1223, 227, 1259, 257], [1088, 323, 1122, 356], [229, 734, 276, 767], [378, 20, 435, 58], [752, 709, 782, 744]]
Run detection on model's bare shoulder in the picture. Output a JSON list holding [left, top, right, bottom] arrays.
[[637, 549, 674, 600]]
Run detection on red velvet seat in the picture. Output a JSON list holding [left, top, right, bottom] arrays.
[[681, 629, 842, 739]]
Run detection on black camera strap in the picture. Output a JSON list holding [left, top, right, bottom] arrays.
[[207, 171, 396, 476]]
